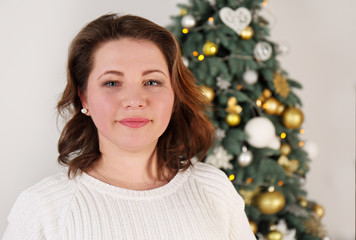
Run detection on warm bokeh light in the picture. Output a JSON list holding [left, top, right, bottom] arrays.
[[198, 54, 205, 61], [182, 28, 189, 34], [208, 17, 214, 22], [300, 128, 305, 134], [229, 174, 235, 181], [299, 141, 304, 147], [193, 51, 198, 56], [280, 132, 287, 139]]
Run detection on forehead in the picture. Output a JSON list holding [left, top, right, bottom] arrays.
[[92, 38, 168, 71]]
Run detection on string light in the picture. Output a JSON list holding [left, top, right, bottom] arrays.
[[182, 28, 189, 34], [208, 17, 214, 22], [300, 128, 305, 134], [262, 0, 268, 6], [278, 180, 284, 186], [229, 174, 235, 181], [299, 141, 304, 147], [193, 51, 198, 56], [237, 84, 242, 90], [259, 22, 265, 27], [198, 54, 205, 61], [246, 178, 253, 183], [280, 132, 287, 139], [256, 99, 262, 107]]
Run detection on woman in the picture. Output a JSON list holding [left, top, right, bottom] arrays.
[[3, 14, 256, 239]]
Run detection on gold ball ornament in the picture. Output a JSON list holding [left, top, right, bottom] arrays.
[[203, 41, 218, 56], [249, 220, 258, 234], [262, 89, 273, 98], [256, 191, 286, 215], [263, 97, 280, 115], [299, 198, 308, 208], [313, 204, 325, 219], [282, 107, 304, 129], [280, 143, 292, 156], [226, 113, 241, 126], [266, 230, 283, 240], [200, 85, 215, 102], [276, 104, 286, 116], [241, 26, 254, 40]]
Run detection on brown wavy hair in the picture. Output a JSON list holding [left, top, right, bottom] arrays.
[[57, 14, 215, 179]]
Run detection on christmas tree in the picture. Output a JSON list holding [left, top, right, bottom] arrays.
[[168, 0, 327, 239]]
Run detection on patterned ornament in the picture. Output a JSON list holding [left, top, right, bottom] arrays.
[[181, 14, 196, 28], [254, 41, 273, 61], [215, 128, 226, 141], [243, 69, 258, 84], [203, 40, 218, 56], [273, 72, 290, 98], [304, 216, 327, 238], [219, 7, 252, 35], [205, 146, 233, 170], [216, 76, 231, 90], [282, 107, 304, 129], [241, 26, 254, 40], [200, 85, 215, 102], [238, 145, 253, 167], [276, 219, 296, 240], [239, 188, 260, 205], [256, 190, 286, 215], [278, 155, 299, 175]]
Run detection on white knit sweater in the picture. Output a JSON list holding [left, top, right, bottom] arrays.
[[4, 162, 256, 240]]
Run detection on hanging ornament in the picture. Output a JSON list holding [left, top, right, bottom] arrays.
[[298, 197, 308, 208], [226, 113, 241, 126], [280, 143, 292, 156], [273, 72, 290, 98], [313, 203, 325, 219], [262, 89, 273, 99], [303, 141, 319, 159], [276, 104, 286, 116], [266, 230, 283, 240], [267, 136, 281, 150], [256, 190, 286, 215], [181, 14, 196, 28], [219, 7, 252, 35], [282, 106, 304, 129], [304, 216, 327, 238], [254, 41, 273, 61], [202, 40, 218, 56], [238, 145, 253, 167], [200, 85, 215, 102], [249, 220, 258, 235], [216, 76, 231, 90], [244, 117, 276, 148], [205, 146, 233, 169], [182, 56, 189, 67], [226, 96, 242, 114], [243, 69, 258, 84], [263, 97, 280, 115], [240, 26, 254, 40], [239, 188, 260, 205], [275, 219, 296, 240], [277, 155, 299, 175]]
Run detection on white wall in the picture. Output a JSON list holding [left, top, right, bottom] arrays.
[[0, 0, 354, 239]]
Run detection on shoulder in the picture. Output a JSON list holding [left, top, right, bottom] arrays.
[[7, 172, 76, 238], [189, 162, 244, 207]]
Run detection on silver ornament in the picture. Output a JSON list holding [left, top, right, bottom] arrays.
[[181, 15, 196, 28], [182, 56, 189, 67], [254, 41, 273, 61], [242, 69, 258, 84], [238, 146, 253, 167]]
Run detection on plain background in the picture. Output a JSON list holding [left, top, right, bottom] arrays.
[[0, 0, 354, 239]]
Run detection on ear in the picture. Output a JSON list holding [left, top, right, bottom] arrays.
[[78, 88, 90, 115]]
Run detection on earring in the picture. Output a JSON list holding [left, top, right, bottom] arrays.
[[81, 108, 88, 114]]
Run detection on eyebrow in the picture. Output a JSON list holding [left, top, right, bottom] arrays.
[[99, 69, 168, 78]]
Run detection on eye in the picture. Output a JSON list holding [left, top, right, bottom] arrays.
[[104, 81, 119, 87], [144, 80, 161, 86]]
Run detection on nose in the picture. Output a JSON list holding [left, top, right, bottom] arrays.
[[121, 88, 147, 110]]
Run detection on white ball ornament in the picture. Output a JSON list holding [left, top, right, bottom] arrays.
[[267, 136, 281, 150], [182, 56, 189, 67], [243, 70, 258, 84], [244, 117, 276, 148], [181, 14, 196, 28]]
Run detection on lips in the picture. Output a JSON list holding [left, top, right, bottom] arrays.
[[118, 118, 150, 128]]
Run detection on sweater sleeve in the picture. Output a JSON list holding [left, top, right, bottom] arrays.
[[7, 189, 46, 240]]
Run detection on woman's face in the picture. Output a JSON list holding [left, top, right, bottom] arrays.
[[82, 38, 174, 153]]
